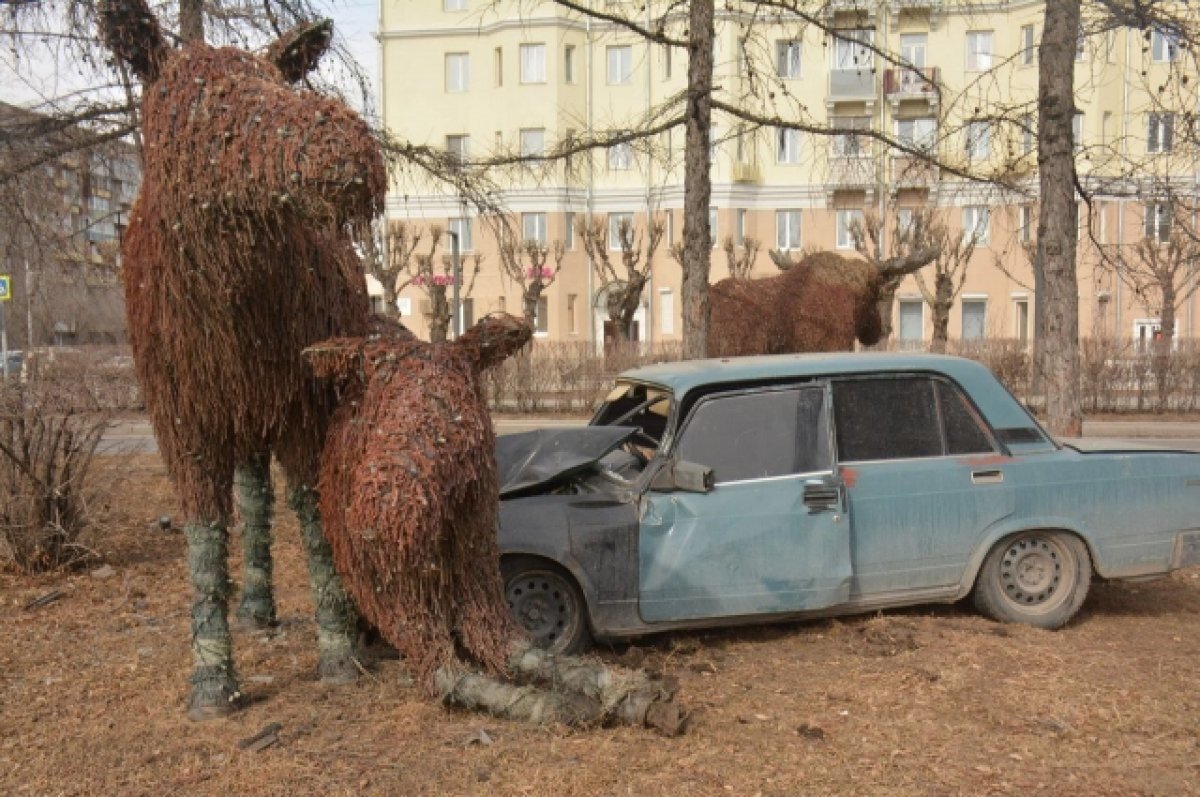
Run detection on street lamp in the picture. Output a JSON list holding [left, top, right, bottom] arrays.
[[446, 229, 462, 339]]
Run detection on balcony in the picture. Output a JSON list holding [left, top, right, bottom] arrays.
[[731, 162, 761, 183], [828, 153, 876, 191], [890, 155, 939, 190], [884, 67, 940, 107], [828, 69, 877, 104]]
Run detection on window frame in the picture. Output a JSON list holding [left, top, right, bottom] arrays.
[[836, 208, 863, 250], [1147, 112, 1175, 153], [965, 30, 993, 71], [519, 127, 546, 157], [963, 205, 990, 246], [519, 43, 547, 84], [776, 127, 802, 164], [776, 209, 802, 251], [448, 217, 473, 251], [1020, 24, 1036, 66], [607, 44, 633, 85], [445, 52, 470, 93], [522, 212, 548, 245], [776, 39, 802, 78]]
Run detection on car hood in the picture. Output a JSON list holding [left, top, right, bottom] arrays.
[[496, 426, 637, 497]]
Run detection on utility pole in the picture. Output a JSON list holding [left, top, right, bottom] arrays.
[[447, 230, 462, 339]]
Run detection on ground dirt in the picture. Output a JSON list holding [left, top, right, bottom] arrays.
[[3, 453, 1199, 796]]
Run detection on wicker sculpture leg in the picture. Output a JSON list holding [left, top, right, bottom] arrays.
[[185, 519, 241, 720], [234, 455, 276, 629]]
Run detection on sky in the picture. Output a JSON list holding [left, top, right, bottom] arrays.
[[0, 0, 382, 112]]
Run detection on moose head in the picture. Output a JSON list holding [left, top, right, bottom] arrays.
[[97, 0, 385, 227]]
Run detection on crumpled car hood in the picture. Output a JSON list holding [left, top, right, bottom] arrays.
[[496, 426, 637, 497]]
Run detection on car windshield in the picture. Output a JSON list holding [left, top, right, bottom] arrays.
[[590, 381, 672, 455]]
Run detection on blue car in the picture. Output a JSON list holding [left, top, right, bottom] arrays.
[[496, 353, 1200, 653]]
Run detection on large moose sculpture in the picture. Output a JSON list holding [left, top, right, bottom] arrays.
[[98, 0, 382, 719]]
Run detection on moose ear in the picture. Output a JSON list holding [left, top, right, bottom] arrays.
[[97, 0, 169, 82], [457, 314, 533, 372], [303, 336, 365, 380], [267, 19, 334, 83]]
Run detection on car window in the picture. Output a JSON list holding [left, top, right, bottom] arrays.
[[832, 377, 942, 461], [936, 380, 995, 454], [591, 381, 671, 449], [675, 387, 829, 484]]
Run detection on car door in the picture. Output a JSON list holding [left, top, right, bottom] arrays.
[[638, 384, 852, 623], [831, 375, 1016, 597]]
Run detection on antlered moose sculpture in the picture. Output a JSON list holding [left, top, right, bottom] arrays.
[[98, 0, 382, 719]]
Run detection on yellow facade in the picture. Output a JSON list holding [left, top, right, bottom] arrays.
[[378, 0, 1199, 348]]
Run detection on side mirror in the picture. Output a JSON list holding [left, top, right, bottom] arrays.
[[650, 459, 714, 493]]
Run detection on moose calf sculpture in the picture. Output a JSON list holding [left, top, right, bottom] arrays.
[[98, 0, 382, 718]]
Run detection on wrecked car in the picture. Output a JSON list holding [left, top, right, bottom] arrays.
[[497, 353, 1200, 653]]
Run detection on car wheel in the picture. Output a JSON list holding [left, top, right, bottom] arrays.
[[502, 557, 591, 655], [972, 530, 1091, 630]]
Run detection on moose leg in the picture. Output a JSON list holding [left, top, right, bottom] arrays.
[[234, 455, 276, 629], [287, 482, 362, 682], [185, 517, 241, 720]]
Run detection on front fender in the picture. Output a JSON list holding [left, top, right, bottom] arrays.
[[954, 515, 1103, 600]]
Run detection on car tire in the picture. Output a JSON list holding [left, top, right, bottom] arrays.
[[972, 530, 1091, 630], [501, 557, 592, 655]]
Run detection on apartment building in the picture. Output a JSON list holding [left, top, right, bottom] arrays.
[[378, 0, 1199, 349]]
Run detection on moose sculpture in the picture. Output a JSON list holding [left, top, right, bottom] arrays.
[[707, 251, 931, 355], [98, 0, 382, 719]]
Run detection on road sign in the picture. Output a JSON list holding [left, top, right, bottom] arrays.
[[0, 274, 10, 301]]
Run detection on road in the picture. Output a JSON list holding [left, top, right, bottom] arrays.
[[100, 416, 1200, 454]]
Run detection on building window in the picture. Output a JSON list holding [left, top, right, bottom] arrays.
[[831, 116, 869, 157], [1072, 112, 1084, 152], [608, 212, 634, 249], [896, 117, 936, 153], [831, 29, 873, 71], [494, 47, 503, 85], [448, 217, 473, 251], [735, 208, 747, 245], [567, 293, 578, 334], [1151, 29, 1178, 62], [709, 124, 718, 163], [898, 300, 924, 344], [520, 43, 546, 83], [660, 289, 675, 335], [519, 128, 545, 157], [445, 53, 469, 92], [1144, 202, 1171, 243], [776, 40, 802, 78], [836, 209, 863, 250], [1019, 205, 1033, 243], [1021, 114, 1034, 154], [709, 207, 718, 248], [1020, 24, 1036, 66], [965, 120, 991, 160], [966, 31, 993, 71], [564, 44, 576, 83], [607, 45, 632, 85], [963, 206, 990, 246], [565, 212, 575, 249], [1075, 31, 1087, 61], [534, 295, 549, 334], [776, 210, 801, 250], [776, 127, 802, 163], [608, 140, 632, 170], [1147, 113, 1175, 153], [456, 298, 475, 334], [443, 0, 466, 11], [961, 299, 987, 341], [666, 211, 675, 245], [522, 212, 548, 245], [1014, 298, 1030, 343], [662, 43, 672, 80], [445, 134, 469, 165]]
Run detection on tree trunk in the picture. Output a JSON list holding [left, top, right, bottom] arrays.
[[1035, 0, 1083, 437], [680, 0, 714, 360], [381, 282, 400, 319], [522, 284, 542, 326], [1154, 286, 1177, 412], [179, 0, 204, 44], [875, 278, 900, 343], [931, 303, 950, 353], [429, 286, 451, 343]]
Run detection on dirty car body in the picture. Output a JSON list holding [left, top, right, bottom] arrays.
[[497, 353, 1200, 650]]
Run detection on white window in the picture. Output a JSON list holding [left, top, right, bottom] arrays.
[[448, 217, 473, 251], [1151, 29, 1178, 62], [965, 120, 991, 159], [735, 208, 747, 245], [565, 212, 575, 249], [445, 134, 469, 164], [607, 45, 632, 84], [966, 31, 993, 71], [1021, 114, 1034, 154], [1019, 205, 1033, 243], [1144, 202, 1171, 243], [445, 53, 469, 92], [776, 127, 802, 163], [608, 212, 634, 250], [896, 117, 936, 152], [899, 34, 926, 68], [709, 207, 718, 248], [494, 47, 503, 86], [660, 289, 675, 335], [1075, 32, 1087, 61], [564, 45, 576, 83], [520, 128, 545, 157], [776, 210, 802, 250], [522, 212, 548, 245], [1073, 112, 1084, 152], [1014, 298, 1030, 343], [961, 299, 987, 341], [963, 206, 990, 246], [1020, 24, 1036, 66], [534, 295, 549, 334], [443, 0, 466, 11], [898, 300, 924, 343], [776, 40, 802, 78], [832, 29, 873, 71], [661, 44, 672, 80], [831, 117, 869, 157], [608, 140, 632, 170], [666, 211, 675, 245], [520, 44, 546, 83], [1147, 113, 1174, 153], [836, 209, 864, 250]]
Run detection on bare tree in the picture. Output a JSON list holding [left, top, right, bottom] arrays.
[[913, 216, 979, 353], [577, 214, 666, 343], [389, 222, 483, 343], [493, 223, 566, 326], [849, 207, 942, 341], [723, 235, 762, 281]]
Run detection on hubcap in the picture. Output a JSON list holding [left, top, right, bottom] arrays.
[[506, 573, 574, 648], [1000, 537, 1066, 607]]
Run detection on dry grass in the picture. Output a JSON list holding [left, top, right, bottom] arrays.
[[3, 453, 1199, 795]]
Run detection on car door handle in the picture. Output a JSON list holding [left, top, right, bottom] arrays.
[[971, 469, 1004, 485]]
